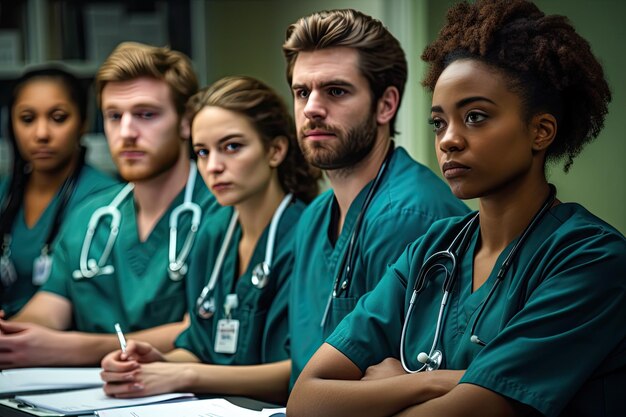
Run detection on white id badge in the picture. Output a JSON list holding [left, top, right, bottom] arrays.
[[214, 319, 240, 354], [32, 254, 52, 286]]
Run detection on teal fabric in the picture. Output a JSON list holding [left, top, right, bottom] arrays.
[[0, 165, 118, 318], [289, 146, 469, 386], [42, 173, 223, 333], [176, 199, 304, 365], [327, 204, 626, 417]]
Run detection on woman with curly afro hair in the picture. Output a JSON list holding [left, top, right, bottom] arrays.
[[287, 1, 626, 416]]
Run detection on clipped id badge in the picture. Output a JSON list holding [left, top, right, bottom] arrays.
[[215, 319, 239, 354], [32, 254, 53, 286]]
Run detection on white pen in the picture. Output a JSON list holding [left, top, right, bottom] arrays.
[[114, 322, 127, 353]]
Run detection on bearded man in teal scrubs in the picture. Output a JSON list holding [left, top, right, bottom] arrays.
[[0, 42, 221, 368], [283, 9, 469, 387]]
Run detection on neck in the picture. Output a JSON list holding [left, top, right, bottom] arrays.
[[133, 156, 190, 241], [477, 177, 552, 253], [236, 176, 286, 243], [327, 132, 390, 235]]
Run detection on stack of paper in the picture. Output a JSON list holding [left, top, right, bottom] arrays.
[[15, 387, 195, 415], [0, 368, 103, 395], [95, 398, 286, 417]]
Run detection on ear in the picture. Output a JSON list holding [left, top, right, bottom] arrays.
[[375, 86, 400, 126], [179, 115, 191, 141], [267, 135, 289, 168], [530, 113, 557, 152]]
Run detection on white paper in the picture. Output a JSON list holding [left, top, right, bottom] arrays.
[[15, 387, 194, 415], [0, 367, 103, 394], [96, 398, 276, 417]]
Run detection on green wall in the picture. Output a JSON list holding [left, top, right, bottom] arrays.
[[202, 0, 626, 234]]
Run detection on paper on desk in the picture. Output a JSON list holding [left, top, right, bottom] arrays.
[[96, 398, 284, 417], [0, 367, 103, 394], [15, 387, 194, 415]]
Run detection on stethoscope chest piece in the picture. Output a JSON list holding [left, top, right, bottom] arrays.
[[417, 350, 442, 371], [251, 262, 270, 289], [198, 296, 216, 319]]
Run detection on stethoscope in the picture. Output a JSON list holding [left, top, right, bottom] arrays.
[[196, 193, 294, 319], [71, 161, 202, 281], [320, 145, 393, 328], [1, 151, 84, 288], [400, 185, 556, 373]]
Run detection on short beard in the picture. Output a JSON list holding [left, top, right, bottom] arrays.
[[300, 112, 378, 172]]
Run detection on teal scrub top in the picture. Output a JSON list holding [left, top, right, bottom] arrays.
[[42, 171, 222, 333], [289, 146, 469, 386], [0, 165, 118, 318], [327, 204, 626, 417], [175, 198, 304, 365]]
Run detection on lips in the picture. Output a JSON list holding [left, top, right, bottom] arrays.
[[30, 147, 55, 158], [303, 129, 336, 141], [119, 150, 146, 160], [211, 182, 232, 192], [442, 160, 470, 179]]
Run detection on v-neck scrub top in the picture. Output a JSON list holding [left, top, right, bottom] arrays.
[[0, 166, 118, 318], [42, 175, 222, 333], [289, 146, 469, 386], [175, 199, 305, 365], [327, 204, 626, 417]]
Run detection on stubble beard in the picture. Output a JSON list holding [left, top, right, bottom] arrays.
[[298, 112, 378, 173]]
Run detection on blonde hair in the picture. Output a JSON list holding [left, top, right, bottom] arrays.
[[95, 42, 198, 116], [283, 9, 407, 135]]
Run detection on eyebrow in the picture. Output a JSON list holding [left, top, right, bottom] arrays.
[[431, 96, 497, 113], [193, 133, 244, 147], [291, 80, 355, 90]]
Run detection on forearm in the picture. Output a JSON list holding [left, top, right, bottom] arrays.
[[128, 318, 189, 353], [163, 348, 200, 362], [288, 373, 446, 417], [183, 359, 291, 404]]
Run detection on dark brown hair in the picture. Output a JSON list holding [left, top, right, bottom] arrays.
[[422, 0, 611, 172]]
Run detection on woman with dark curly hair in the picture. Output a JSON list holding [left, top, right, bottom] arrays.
[[99, 76, 320, 404], [288, 1, 625, 416]]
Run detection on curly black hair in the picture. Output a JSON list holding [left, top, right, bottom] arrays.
[[421, 0, 611, 172]]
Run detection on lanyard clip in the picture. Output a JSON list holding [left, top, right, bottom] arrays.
[[224, 293, 239, 320]]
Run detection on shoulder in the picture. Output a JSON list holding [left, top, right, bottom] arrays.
[[296, 189, 333, 226], [374, 147, 469, 220]]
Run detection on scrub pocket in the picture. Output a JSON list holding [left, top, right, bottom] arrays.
[[235, 308, 268, 364], [323, 296, 357, 338]]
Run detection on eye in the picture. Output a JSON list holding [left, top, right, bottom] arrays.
[[136, 111, 157, 120], [51, 112, 69, 123], [329, 87, 346, 97], [105, 111, 122, 122], [428, 117, 446, 133], [466, 111, 487, 124], [295, 89, 309, 99], [18, 114, 34, 124], [195, 148, 209, 159], [224, 142, 242, 153]]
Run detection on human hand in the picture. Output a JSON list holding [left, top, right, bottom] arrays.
[[100, 340, 164, 384], [0, 320, 71, 368], [102, 362, 190, 398], [361, 357, 407, 381]]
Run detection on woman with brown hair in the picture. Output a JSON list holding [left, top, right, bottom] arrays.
[[100, 75, 319, 404]]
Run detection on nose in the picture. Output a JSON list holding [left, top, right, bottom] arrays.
[[302, 90, 327, 121], [206, 150, 224, 174], [119, 112, 137, 141], [438, 122, 466, 154], [35, 119, 50, 142]]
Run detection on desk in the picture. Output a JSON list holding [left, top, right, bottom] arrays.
[[0, 395, 279, 417]]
